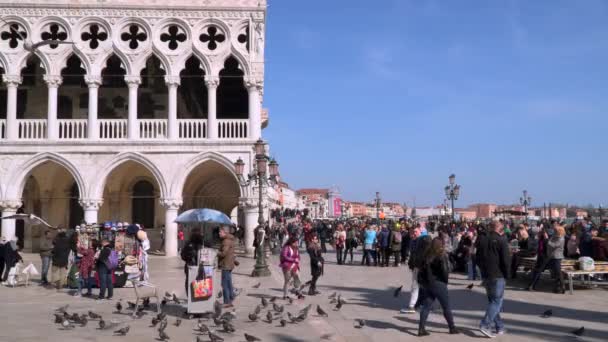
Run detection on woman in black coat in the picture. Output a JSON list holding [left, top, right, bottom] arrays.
[[307, 234, 324, 295]]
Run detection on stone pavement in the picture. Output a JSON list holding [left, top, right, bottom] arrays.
[[0, 246, 607, 342]]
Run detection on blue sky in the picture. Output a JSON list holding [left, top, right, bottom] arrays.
[[263, 0, 608, 207]]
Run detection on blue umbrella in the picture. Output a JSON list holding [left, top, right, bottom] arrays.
[[174, 208, 233, 225]]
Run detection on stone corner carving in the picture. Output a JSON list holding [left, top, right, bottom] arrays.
[[160, 198, 183, 209]]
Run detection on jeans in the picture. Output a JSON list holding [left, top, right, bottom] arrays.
[[467, 259, 479, 280], [41, 256, 51, 283], [98, 264, 113, 299], [408, 269, 419, 308], [78, 274, 93, 295], [480, 278, 505, 332], [361, 247, 374, 266], [336, 247, 344, 265], [282, 268, 301, 298], [529, 258, 564, 291], [221, 270, 234, 304], [419, 281, 455, 331], [309, 274, 320, 294]]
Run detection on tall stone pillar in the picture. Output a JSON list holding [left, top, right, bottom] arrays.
[[125, 76, 141, 140], [85, 75, 101, 140], [0, 200, 23, 242], [3, 75, 22, 140], [165, 76, 180, 140], [80, 199, 103, 225], [245, 78, 262, 140], [44, 75, 62, 140], [161, 198, 182, 257], [204, 75, 219, 139]]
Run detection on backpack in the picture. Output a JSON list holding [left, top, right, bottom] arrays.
[[393, 232, 402, 244], [107, 250, 119, 270]]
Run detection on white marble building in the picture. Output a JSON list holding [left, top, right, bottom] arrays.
[[0, 0, 270, 256]]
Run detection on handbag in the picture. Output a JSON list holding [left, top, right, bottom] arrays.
[[190, 265, 213, 302]]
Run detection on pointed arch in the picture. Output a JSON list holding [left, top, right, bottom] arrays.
[[6, 152, 86, 199], [91, 152, 168, 200]]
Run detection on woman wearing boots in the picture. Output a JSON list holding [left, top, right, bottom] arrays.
[[417, 237, 460, 336], [307, 235, 324, 295], [528, 224, 566, 293]]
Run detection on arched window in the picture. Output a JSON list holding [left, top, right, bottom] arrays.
[[217, 56, 248, 119], [139, 55, 167, 119], [132, 180, 155, 228], [178, 56, 207, 119]]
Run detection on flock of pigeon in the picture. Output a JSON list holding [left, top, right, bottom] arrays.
[[51, 281, 363, 342]]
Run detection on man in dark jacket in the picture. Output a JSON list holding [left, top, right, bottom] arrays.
[[218, 226, 236, 308], [51, 231, 71, 289], [378, 225, 390, 267], [39, 230, 53, 285], [475, 221, 510, 338]]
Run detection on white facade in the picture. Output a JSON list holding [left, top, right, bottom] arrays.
[[0, 0, 269, 256]]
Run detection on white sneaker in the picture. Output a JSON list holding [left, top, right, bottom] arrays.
[[400, 307, 416, 314]]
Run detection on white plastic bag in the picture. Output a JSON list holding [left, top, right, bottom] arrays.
[[578, 257, 595, 271], [22, 263, 39, 276]]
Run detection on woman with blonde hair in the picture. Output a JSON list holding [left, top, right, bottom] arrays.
[[528, 224, 566, 293]]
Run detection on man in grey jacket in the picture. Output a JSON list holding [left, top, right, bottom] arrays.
[[39, 230, 53, 286]]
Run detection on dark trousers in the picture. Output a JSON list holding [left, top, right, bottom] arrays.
[[98, 264, 113, 299], [336, 247, 344, 265], [391, 250, 401, 266], [529, 258, 564, 291], [221, 270, 234, 304], [309, 273, 320, 294], [379, 247, 390, 266], [320, 238, 327, 253], [419, 281, 455, 331], [344, 244, 355, 263]]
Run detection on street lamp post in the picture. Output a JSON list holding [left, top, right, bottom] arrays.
[[520, 190, 532, 222], [234, 139, 279, 278], [444, 174, 461, 222], [599, 205, 604, 224], [375, 192, 381, 221]]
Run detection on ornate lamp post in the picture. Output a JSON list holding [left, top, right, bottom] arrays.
[[374, 192, 381, 221], [234, 139, 278, 277], [520, 190, 532, 221], [444, 174, 461, 222]]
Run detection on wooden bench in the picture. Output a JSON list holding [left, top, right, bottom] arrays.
[[517, 257, 608, 294]]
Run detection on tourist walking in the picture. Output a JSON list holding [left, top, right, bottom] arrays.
[[389, 225, 402, 266], [475, 220, 510, 338], [76, 239, 97, 297], [280, 237, 301, 299], [39, 230, 53, 286], [528, 224, 566, 294], [416, 237, 460, 336], [334, 224, 346, 265], [344, 224, 358, 264], [217, 226, 236, 308], [401, 228, 424, 314], [361, 225, 377, 266], [378, 224, 391, 267], [51, 230, 70, 289], [96, 239, 115, 300], [307, 235, 324, 295], [1, 237, 22, 286]]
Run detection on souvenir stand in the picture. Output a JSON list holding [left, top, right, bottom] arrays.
[[175, 208, 233, 318]]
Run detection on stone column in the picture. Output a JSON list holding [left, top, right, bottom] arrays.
[[165, 76, 180, 140], [85, 75, 101, 140], [240, 197, 259, 255], [125, 76, 141, 140], [44, 75, 62, 140], [0, 200, 23, 242], [160, 198, 182, 257], [204, 75, 219, 139], [245, 78, 263, 140], [3, 75, 22, 140], [79, 199, 103, 225]]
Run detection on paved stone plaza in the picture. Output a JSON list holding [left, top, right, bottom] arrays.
[[0, 247, 606, 342]]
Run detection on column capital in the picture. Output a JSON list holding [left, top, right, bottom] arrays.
[[2, 74, 22, 86], [43, 75, 63, 88], [84, 75, 102, 88], [125, 75, 141, 88], [244, 77, 263, 91], [160, 198, 183, 210], [0, 199, 23, 211], [164, 75, 180, 87], [79, 199, 103, 210], [239, 197, 259, 210], [204, 75, 220, 89]]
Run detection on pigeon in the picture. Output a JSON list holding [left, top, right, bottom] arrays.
[[244, 333, 262, 342], [80, 316, 88, 327], [542, 309, 552, 318], [157, 312, 167, 321], [116, 300, 123, 313], [296, 312, 308, 322], [266, 311, 273, 323], [142, 298, 150, 308], [297, 293, 306, 300], [170, 318, 181, 327], [287, 312, 297, 323], [159, 329, 170, 341], [316, 305, 328, 317], [248, 313, 258, 322], [88, 311, 101, 320], [217, 290, 223, 298], [252, 282, 261, 289], [279, 319, 287, 327], [161, 298, 167, 307], [197, 321, 210, 333], [165, 291, 172, 298], [114, 325, 130, 336], [287, 297, 294, 305], [53, 314, 63, 324], [393, 285, 403, 297], [55, 304, 69, 313], [196, 336, 204, 342], [98, 319, 106, 330], [70, 313, 81, 323], [61, 318, 74, 330], [208, 331, 224, 342], [254, 305, 262, 315], [355, 319, 365, 329], [261, 297, 268, 307], [158, 319, 168, 332], [127, 301, 137, 309], [220, 312, 236, 321], [273, 303, 284, 313], [571, 326, 584, 336], [172, 294, 180, 304], [270, 296, 278, 303], [151, 317, 160, 327], [213, 317, 224, 326], [466, 283, 474, 290], [321, 334, 334, 340], [214, 300, 223, 317], [335, 300, 343, 311], [223, 321, 235, 333], [328, 292, 337, 299]]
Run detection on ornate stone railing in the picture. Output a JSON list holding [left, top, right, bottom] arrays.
[[178, 119, 207, 139], [218, 119, 248, 139], [99, 119, 127, 140], [58, 119, 87, 140], [139, 119, 167, 139], [18, 119, 47, 140]]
